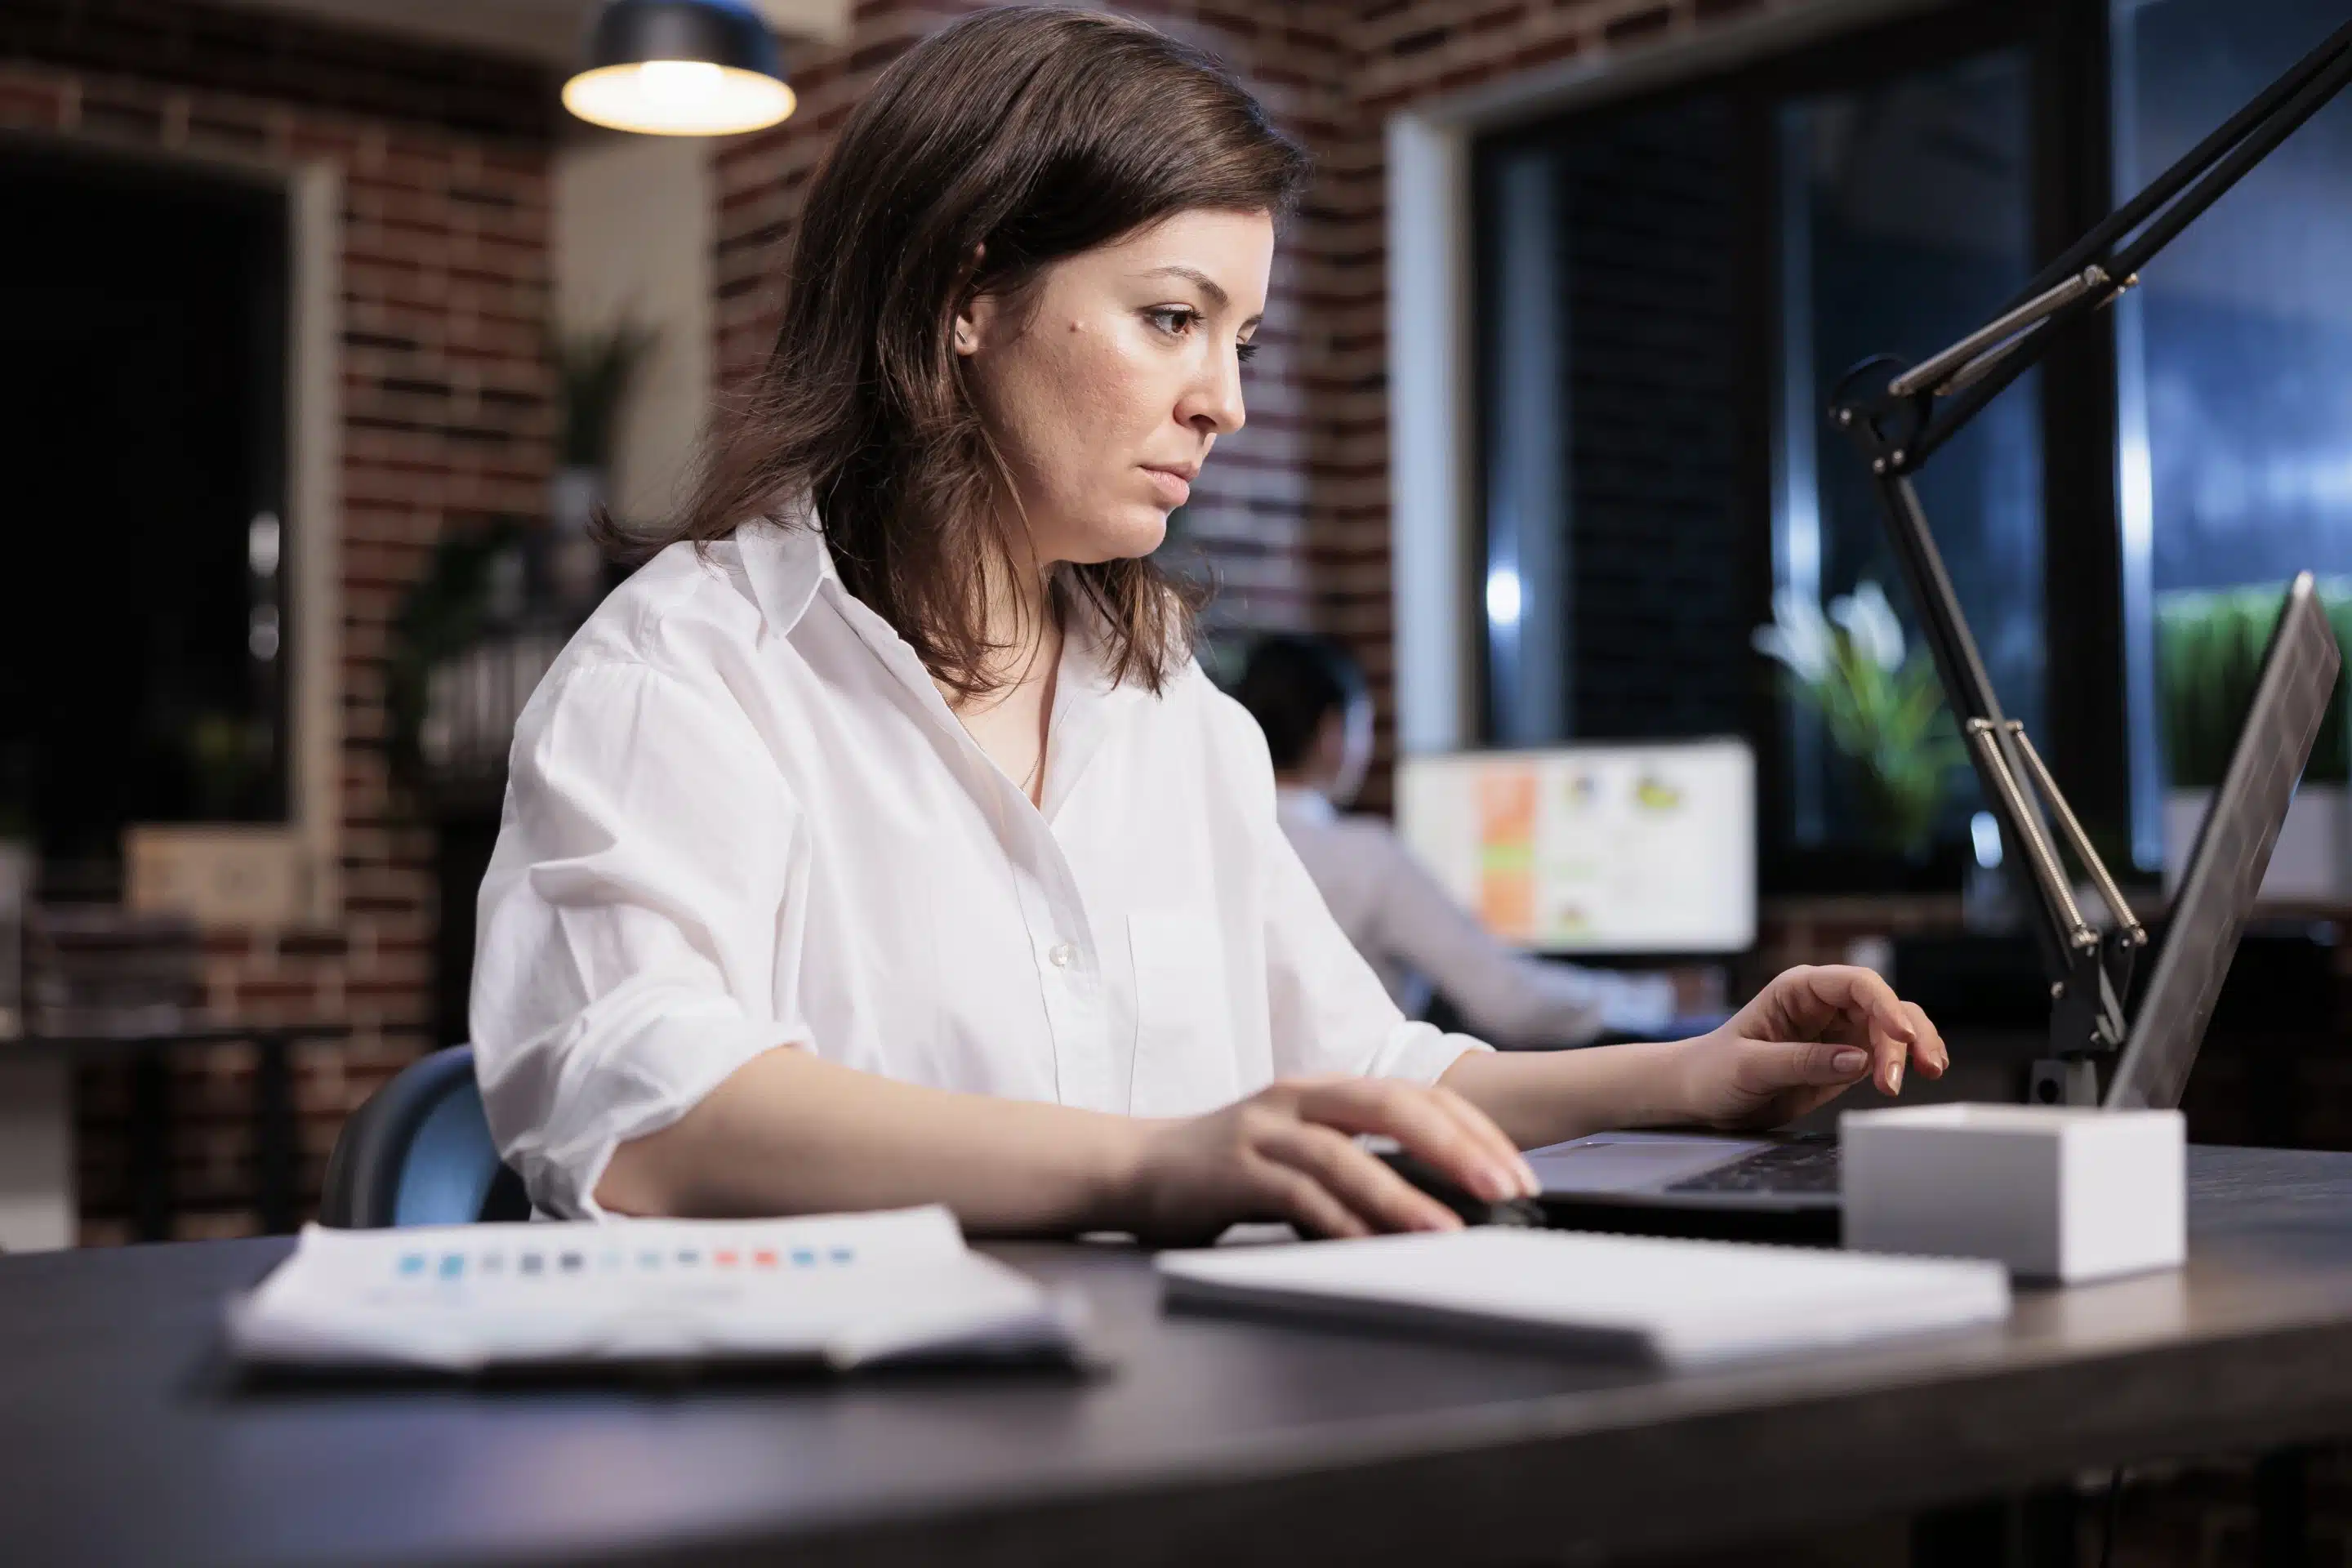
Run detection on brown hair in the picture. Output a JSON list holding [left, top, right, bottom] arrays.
[[635, 7, 1309, 697]]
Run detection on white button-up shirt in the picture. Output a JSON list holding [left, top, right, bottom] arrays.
[[470, 523, 1482, 1218], [1276, 787, 1676, 1047]]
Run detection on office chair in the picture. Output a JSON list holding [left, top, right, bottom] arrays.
[[318, 1045, 531, 1228]]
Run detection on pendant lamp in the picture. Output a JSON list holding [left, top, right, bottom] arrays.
[[562, 0, 796, 136]]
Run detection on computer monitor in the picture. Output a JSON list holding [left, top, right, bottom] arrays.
[[1396, 738, 1757, 956]]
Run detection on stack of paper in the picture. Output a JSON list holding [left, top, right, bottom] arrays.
[[1158, 1227, 2009, 1368], [229, 1205, 1080, 1374]]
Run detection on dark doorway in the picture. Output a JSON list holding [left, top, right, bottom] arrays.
[[0, 141, 289, 896]]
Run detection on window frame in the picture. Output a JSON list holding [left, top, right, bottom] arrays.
[[0, 129, 344, 924]]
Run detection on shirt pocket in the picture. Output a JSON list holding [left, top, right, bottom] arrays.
[[1127, 907, 1237, 1117]]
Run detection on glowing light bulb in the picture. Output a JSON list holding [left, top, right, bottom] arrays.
[[563, 58, 794, 136]]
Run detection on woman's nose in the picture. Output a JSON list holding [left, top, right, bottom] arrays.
[[1183, 348, 1248, 436]]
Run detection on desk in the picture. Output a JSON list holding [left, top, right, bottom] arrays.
[[3, 1023, 352, 1245], [7, 1147, 2352, 1566]]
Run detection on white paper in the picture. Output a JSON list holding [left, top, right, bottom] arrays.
[[228, 1206, 1080, 1373], [1159, 1227, 2010, 1368]]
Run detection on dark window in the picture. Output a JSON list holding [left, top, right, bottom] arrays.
[[0, 145, 288, 894]]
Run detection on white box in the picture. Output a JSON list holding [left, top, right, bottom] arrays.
[[1840, 1104, 2185, 1283]]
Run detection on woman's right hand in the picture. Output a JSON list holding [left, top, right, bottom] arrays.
[[1113, 1076, 1539, 1246]]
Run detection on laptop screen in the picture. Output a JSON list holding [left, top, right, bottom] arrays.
[[2107, 574, 2342, 1111]]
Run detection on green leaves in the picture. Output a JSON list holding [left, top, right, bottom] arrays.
[[1757, 581, 1964, 857], [2157, 580, 2350, 791]]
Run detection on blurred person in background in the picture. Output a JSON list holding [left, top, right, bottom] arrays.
[[1236, 635, 1706, 1048]]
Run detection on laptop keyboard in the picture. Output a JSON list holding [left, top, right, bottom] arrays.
[[1664, 1137, 1842, 1196]]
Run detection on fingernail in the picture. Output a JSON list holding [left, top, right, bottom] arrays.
[[1519, 1160, 1542, 1197], [1888, 1058, 1905, 1094], [1833, 1049, 1868, 1075], [1480, 1164, 1518, 1201]]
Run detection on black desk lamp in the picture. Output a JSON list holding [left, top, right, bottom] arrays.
[[1826, 19, 2352, 1102]]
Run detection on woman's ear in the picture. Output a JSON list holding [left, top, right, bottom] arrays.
[[954, 290, 1007, 357], [953, 243, 991, 358]]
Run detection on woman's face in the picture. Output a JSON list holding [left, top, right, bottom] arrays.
[[956, 208, 1273, 566]]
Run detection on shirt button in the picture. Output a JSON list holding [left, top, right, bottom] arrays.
[[1047, 942, 1076, 969]]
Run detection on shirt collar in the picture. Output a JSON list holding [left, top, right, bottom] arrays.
[[735, 514, 1164, 824], [734, 515, 834, 640]]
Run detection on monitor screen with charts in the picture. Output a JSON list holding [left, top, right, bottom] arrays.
[[1396, 739, 1756, 956]]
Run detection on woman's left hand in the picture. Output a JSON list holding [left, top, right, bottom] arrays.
[[1676, 964, 1949, 1129]]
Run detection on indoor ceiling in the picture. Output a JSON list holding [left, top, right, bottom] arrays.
[[211, 0, 849, 65]]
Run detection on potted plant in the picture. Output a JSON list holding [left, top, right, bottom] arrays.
[[2157, 580, 2352, 900], [1753, 581, 1967, 861], [385, 320, 659, 813]]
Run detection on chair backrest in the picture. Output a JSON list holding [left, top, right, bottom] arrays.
[[318, 1045, 531, 1228]]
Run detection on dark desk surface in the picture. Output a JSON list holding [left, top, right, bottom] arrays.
[[12, 1147, 2352, 1568]]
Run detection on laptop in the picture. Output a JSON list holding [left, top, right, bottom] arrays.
[[1391, 572, 2342, 1244]]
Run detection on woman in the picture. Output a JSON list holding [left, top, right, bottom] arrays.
[[471, 7, 1946, 1239]]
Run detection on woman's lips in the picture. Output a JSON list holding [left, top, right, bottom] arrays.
[[1142, 466, 1194, 508]]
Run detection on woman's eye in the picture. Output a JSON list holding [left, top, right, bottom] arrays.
[[1236, 341, 1260, 365], [1147, 306, 1197, 336]]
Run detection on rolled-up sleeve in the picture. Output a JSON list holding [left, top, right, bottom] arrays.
[[470, 659, 804, 1218]]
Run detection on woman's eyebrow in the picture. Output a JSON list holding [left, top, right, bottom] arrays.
[[1141, 265, 1229, 309]]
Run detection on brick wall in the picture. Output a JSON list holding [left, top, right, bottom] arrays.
[[0, 0, 557, 1241]]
